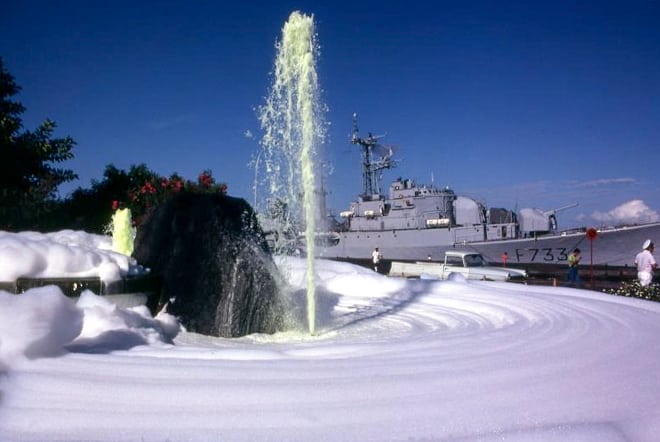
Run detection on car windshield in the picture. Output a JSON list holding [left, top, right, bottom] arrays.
[[464, 254, 486, 267]]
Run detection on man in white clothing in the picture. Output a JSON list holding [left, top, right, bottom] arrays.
[[634, 239, 657, 286], [372, 247, 382, 273]]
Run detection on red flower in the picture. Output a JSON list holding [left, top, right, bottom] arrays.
[[198, 171, 214, 188], [141, 181, 156, 194]]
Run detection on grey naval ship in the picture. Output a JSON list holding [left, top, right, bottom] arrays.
[[313, 115, 660, 267]]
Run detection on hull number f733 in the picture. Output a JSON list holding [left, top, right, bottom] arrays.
[[515, 248, 569, 262]]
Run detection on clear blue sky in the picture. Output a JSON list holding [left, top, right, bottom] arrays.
[[2, 0, 660, 228]]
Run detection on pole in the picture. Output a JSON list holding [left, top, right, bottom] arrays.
[[586, 228, 598, 289], [590, 238, 594, 289]]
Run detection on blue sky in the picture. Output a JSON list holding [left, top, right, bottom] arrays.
[[2, 1, 660, 228]]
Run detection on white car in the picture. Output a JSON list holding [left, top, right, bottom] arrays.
[[389, 251, 527, 282]]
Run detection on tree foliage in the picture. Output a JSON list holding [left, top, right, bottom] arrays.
[[0, 57, 77, 230], [61, 164, 227, 233], [58, 164, 160, 232], [0, 58, 229, 234]]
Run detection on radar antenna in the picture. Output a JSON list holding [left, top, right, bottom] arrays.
[[351, 113, 397, 197]]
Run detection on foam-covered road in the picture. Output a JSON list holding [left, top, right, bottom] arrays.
[[2, 258, 660, 441]]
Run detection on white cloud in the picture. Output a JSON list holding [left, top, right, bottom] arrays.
[[573, 178, 636, 188], [591, 200, 660, 225]]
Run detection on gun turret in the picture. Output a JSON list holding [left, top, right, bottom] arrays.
[[520, 203, 578, 235], [542, 203, 578, 217]]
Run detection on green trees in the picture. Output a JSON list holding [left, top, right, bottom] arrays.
[[60, 164, 160, 232], [0, 57, 77, 230], [0, 58, 229, 233], [62, 164, 227, 233]]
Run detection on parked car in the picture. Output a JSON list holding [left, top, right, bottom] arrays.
[[389, 251, 527, 282]]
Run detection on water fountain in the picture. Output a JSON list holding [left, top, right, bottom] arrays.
[[256, 11, 326, 335], [111, 207, 134, 256]]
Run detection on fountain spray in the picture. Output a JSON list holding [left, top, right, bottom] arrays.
[[257, 11, 326, 334]]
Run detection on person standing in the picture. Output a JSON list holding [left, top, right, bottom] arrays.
[[634, 240, 657, 286], [501, 252, 508, 267], [372, 247, 383, 273], [566, 248, 581, 287]]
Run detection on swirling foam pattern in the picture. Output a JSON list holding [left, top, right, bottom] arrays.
[[2, 259, 660, 441]]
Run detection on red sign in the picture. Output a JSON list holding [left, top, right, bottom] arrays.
[[586, 228, 598, 240]]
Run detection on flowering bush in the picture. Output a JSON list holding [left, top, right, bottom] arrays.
[[604, 280, 660, 303], [115, 170, 228, 226]]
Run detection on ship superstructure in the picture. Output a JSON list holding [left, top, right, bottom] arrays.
[[313, 115, 660, 266]]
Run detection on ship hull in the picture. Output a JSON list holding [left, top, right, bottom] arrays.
[[316, 222, 660, 266]]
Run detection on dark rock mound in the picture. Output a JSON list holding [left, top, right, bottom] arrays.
[[133, 192, 283, 337]]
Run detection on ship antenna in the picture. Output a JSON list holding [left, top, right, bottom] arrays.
[[351, 113, 396, 198]]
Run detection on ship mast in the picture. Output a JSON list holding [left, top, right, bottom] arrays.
[[351, 113, 395, 198]]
